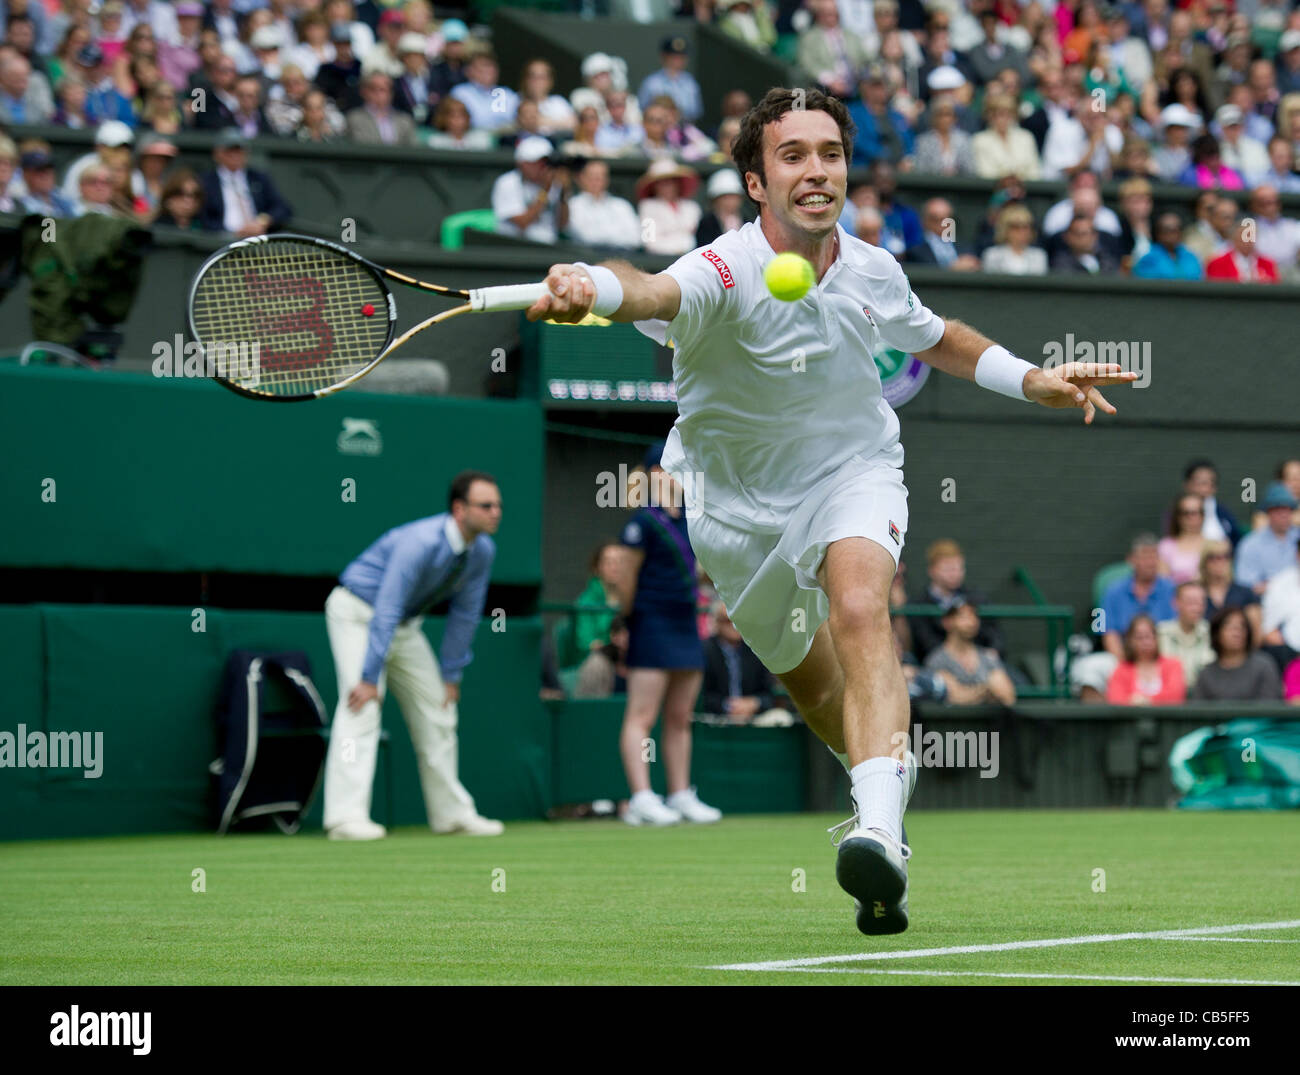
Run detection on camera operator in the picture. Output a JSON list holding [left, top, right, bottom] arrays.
[[491, 135, 571, 244]]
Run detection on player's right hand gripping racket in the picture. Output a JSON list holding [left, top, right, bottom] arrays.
[[188, 233, 549, 401]]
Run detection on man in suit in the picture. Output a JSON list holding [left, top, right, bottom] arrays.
[[315, 23, 363, 113], [198, 129, 293, 234], [346, 71, 419, 146], [323, 471, 505, 840], [1049, 213, 1121, 274], [229, 75, 275, 138], [393, 31, 434, 126], [904, 197, 980, 269], [701, 603, 780, 722], [191, 50, 239, 130]]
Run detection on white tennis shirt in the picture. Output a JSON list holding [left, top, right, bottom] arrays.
[[634, 220, 947, 533]]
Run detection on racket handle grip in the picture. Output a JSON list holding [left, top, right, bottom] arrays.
[[469, 282, 550, 312]]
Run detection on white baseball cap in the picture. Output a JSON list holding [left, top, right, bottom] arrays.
[[514, 136, 553, 163], [706, 169, 743, 199], [926, 65, 966, 92], [1159, 103, 1200, 130], [581, 52, 615, 79], [397, 32, 427, 55], [94, 119, 134, 147], [250, 26, 281, 50]]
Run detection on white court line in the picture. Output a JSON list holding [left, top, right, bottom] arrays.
[[709, 919, 1300, 972], [784, 968, 1300, 986], [1168, 937, 1300, 943]]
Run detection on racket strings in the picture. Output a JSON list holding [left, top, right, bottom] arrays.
[[191, 239, 391, 397]]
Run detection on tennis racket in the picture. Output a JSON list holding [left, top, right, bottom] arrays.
[[188, 232, 549, 401]]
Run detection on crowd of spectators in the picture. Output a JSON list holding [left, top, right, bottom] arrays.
[[1070, 457, 1300, 705], [4, 0, 1299, 261]]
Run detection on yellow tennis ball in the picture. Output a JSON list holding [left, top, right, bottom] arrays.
[[764, 253, 815, 302]]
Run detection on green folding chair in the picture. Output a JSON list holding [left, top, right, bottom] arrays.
[[440, 209, 498, 250]]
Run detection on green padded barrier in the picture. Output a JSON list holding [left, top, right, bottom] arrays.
[[0, 364, 544, 583]]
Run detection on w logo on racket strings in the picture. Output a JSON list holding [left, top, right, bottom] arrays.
[[151, 333, 261, 382]]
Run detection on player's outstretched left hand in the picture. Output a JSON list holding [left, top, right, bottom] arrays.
[[526, 265, 596, 324], [1023, 362, 1139, 425]]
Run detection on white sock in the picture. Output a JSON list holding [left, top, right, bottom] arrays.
[[829, 747, 851, 773], [850, 757, 905, 843]]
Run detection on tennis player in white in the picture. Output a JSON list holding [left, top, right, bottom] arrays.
[[527, 88, 1135, 935]]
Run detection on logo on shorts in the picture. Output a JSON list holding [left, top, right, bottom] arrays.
[[888, 520, 901, 546], [896, 762, 906, 779], [701, 250, 734, 289]]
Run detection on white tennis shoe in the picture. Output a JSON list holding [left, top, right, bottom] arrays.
[[327, 819, 387, 841], [434, 814, 504, 836], [623, 791, 682, 826], [666, 787, 722, 824]]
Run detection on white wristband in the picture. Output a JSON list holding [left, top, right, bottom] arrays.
[[573, 262, 624, 318], [974, 345, 1036, 402]]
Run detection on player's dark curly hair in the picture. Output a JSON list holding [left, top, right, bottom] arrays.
[[731, 87, 856, 208]]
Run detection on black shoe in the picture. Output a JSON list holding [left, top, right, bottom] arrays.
[[835, 830, 910, 936]]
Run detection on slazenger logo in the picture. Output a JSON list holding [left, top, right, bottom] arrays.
[[701, 249, 734, 288], [338, 418, 382, 456]]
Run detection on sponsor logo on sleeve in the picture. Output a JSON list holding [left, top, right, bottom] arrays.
[[701, 249, 735, 288]]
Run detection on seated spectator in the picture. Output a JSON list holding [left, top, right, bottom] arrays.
[[869, 160, 923, 251], [696, 168, 746, 246], [570, 52, 627, 127], [914, 98, 973, 175], [965, 7, 1031, 88], [922, 66, 979, 135], [295, 89, 346, 144], [652, 95, 715, 163], [700, 602, 783, 723], [1116, 176, 1154, 264], [567, 158, 640, 250], [1248, 185, 1300, 280], [1159, 493, 1207, 583], [636, 95, 679, 159], [346, 72, 417, 146], [1041, 96, 1123, 181], [268, 64, 335, 137], [198, 129, 293, 235], [636, 157, 700, 256], [492, 136, 565, 244], [315, 24, 362, 113], [560, 106, 602, 159], [361, 8, 404, 79], [1235, 482, 1300, 595], [1215, 104, 1269, 182], [1106, 614, 1186, 706], [1112, 136, 1159, 182], [1176, 458, 1243, 547], [573, 542, 627, 657], [908, 538, 1004, 663], [854, 205, 886, 247], [61, 120, 134, 203], [134, 135, 176, 213], [1157, 581, 1214, 689], [1152, 104, 1199, 182], [229, 74, 274, 138], [574, 615, 629, 698], [1178, 132, 1244, 189], [73, 161, 119, 216], [284, 11, 333, 82], [971, 92, 1041, 180], [518, 57, 575, 138], [139, 79, 181, 135], [594, 90, 642, 156], [1261, 541, 1300, 672], [426, 95, 493, 150], [1206, 211, 1280, 283], [798, 0, 870, 99], [1041, 171, 1122, 245], [151, 167, 203, 229], [189, 51, 238, 130], [716, 0, 776, 56], [636, 35, 703, 124], [0, 50, 54, 124], [981, 203, 1047, 274], [18, 146, 76, 217], [1132, 211, 1204, 279], [74, 44, 135, 125], [1050, 212, 1119, 274], [450, 48, 517, 132], [1250, 460, 1300, 534], [847, 65, 913, 167], [54, 73, 91, 128], [1191, 607, 1283, 700], [0, 137, 15, 213], [923, 600, 1017, 706], [1180, 191, 1230, 265], [905, 196, 980, 269], [392, 33, 435, 127], [428, 18, 469, 108], [1256, 136, 1300, 194], [1200, 538, 1262, 641]]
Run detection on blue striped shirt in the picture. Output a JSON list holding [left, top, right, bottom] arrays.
[[339, 514, 495, 686]]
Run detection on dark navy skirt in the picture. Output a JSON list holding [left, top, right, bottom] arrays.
[[626, 603, 704, 670]]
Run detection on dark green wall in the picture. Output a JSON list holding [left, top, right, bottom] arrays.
[[0, 364, 543, 582]]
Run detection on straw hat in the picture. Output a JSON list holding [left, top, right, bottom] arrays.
[[635, 157, 699, 200]]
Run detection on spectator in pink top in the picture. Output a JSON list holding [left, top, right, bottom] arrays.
[[1159, 493, 1207, 584], [1106, 614, 1187, 706], [1178, 134, 1244, 190]]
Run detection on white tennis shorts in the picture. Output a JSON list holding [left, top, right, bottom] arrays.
[[688, 453, 908, 675]]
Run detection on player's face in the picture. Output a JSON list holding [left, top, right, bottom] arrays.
[[752, 109, 846, 243], [462, 481, 502, 536]]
